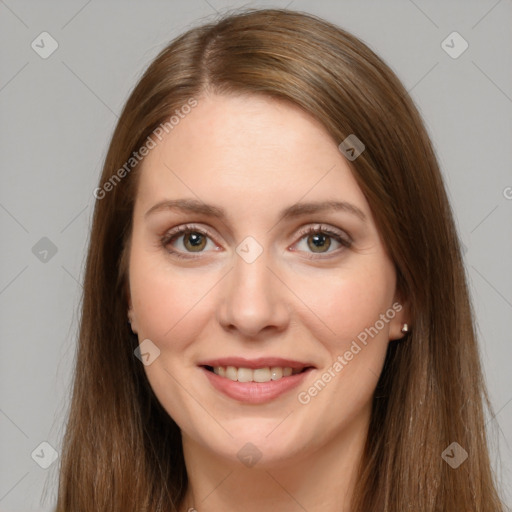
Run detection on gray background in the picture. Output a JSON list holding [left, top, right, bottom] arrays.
[[1, 0, 511, 510]]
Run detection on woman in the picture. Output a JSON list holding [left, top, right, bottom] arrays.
[[55, 8, 507, 511]]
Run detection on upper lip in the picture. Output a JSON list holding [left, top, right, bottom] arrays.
[[198, 357, 315, 370]]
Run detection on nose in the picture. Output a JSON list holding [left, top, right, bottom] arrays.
[[216, 247, 291, 339]]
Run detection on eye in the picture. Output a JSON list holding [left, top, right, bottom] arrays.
[[160, 224, 219, 259], [291, 224, 352, 258], [160, 223, 352, 260]]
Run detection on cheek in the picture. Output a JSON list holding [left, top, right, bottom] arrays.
[[288, 259, 396, 440], [129, 249, 219, 349], [289, 257, 397, 348]]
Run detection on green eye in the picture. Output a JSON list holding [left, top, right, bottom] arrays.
[[306, 232, 332, 253], [180, 231, 208, 252], [293, 225, 352, 257], [161, 225, 216, 258]]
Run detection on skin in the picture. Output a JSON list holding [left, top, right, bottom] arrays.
[[127, 92, 409, 512]]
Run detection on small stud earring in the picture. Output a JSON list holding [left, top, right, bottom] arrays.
[[401, 323, 409, 334]]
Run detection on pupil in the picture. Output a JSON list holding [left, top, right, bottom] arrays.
[[308, 233, 330, 253], [313, 234, 324, 246], [184, 232, 206, 251], [188, 233, 202, 246]]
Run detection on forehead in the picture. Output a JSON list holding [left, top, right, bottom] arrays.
[[134, 93, 370, 219]]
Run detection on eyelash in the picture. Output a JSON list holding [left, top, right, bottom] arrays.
[[159, 223, 352, 260]]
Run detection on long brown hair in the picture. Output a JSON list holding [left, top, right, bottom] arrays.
[[54, 8, 506, 511]]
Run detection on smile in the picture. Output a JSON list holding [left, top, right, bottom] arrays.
[[206, 365, 305, 382], [198, 358, 315, 403]]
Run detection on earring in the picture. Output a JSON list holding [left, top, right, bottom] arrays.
[[401, 323, 409, 334]]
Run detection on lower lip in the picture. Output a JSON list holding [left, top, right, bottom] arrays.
[[201, 367, 313, 404]]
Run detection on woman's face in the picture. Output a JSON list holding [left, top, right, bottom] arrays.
[[127, 93, 407, 467]]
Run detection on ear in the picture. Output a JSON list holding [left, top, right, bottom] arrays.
[[126, 283, 139, 335], [388, 290, 411, 341]]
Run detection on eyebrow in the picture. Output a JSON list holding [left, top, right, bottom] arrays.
[[144, 198, 367, 222]]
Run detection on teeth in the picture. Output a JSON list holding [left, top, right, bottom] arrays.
[[254, 368, 271, 382], [225, 366, 237, 381], [212, 365, 302, 382], [270, 367, 283, 380], [237, 367, 253, 382], [214, 366, 225, 377]]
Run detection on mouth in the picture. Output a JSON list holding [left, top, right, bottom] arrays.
[[198, 357, 316, 403], [201, 364, 313, 382]]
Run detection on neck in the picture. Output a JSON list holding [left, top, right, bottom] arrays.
[[179, 403, 371, 512]]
